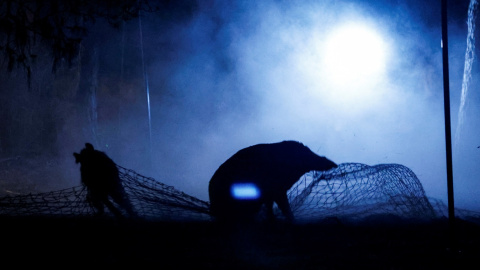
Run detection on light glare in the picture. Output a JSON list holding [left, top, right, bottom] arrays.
[[323, 23, 387, 87], [231, 183, 260, 200]]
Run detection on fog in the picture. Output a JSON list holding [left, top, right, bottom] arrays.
[[1, 0, 479, 211]]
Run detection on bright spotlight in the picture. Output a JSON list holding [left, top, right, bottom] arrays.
[[323, 23, 387, 88], [231, 183, 260, 200]]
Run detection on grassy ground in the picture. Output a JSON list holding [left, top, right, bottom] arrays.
[[2, 215, 479, 269]]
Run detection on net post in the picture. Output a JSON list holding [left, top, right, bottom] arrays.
[[441, 0, 456, 249]]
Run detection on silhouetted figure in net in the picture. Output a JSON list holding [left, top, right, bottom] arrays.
[[74, 143, 136, 218], [208, 140, 338, 223]]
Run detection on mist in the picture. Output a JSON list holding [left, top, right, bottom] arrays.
[[1, 0, 479, 211]]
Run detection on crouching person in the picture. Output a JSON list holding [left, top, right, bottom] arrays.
[[74, 143, 136, 219]]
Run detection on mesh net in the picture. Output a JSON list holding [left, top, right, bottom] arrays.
[[0, 162, 478, 223], [287, 163, 437, 222], [0, 165, 212, 221]]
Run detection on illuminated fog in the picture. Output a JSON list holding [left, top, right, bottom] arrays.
[[1, 0, 478, 211]]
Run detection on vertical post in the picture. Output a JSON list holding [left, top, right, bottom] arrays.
[[441, 0, 455, 246]]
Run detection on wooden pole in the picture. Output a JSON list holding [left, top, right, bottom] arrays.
[[441, 0, 455, 247]]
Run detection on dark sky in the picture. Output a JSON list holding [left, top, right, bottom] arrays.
[[2, 0, 479, 211]]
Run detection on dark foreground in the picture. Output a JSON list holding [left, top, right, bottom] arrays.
[[2, 215, 479, 269]]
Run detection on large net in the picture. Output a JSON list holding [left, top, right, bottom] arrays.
[[287, 163, 437, 222], [0, 165, 212, 221], [0, 162, 478, 223]]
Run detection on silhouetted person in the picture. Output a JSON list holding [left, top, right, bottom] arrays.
[[208, 140, 338, 222], [74, 143, 136, 218]]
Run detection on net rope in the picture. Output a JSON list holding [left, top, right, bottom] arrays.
[[0, 163, 478, 223]]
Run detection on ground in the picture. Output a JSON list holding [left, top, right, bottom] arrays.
[[2, 215, 479, 269]]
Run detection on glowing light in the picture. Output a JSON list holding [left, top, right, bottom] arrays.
[[231, 183, 260, 200], [323, 23, 387, 88]]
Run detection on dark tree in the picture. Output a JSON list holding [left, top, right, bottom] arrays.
[[0, 0, 199, 158], [0, 0, 161, 81]]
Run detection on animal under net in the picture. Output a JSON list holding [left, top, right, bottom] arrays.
[[0, 162, 478, 223]]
